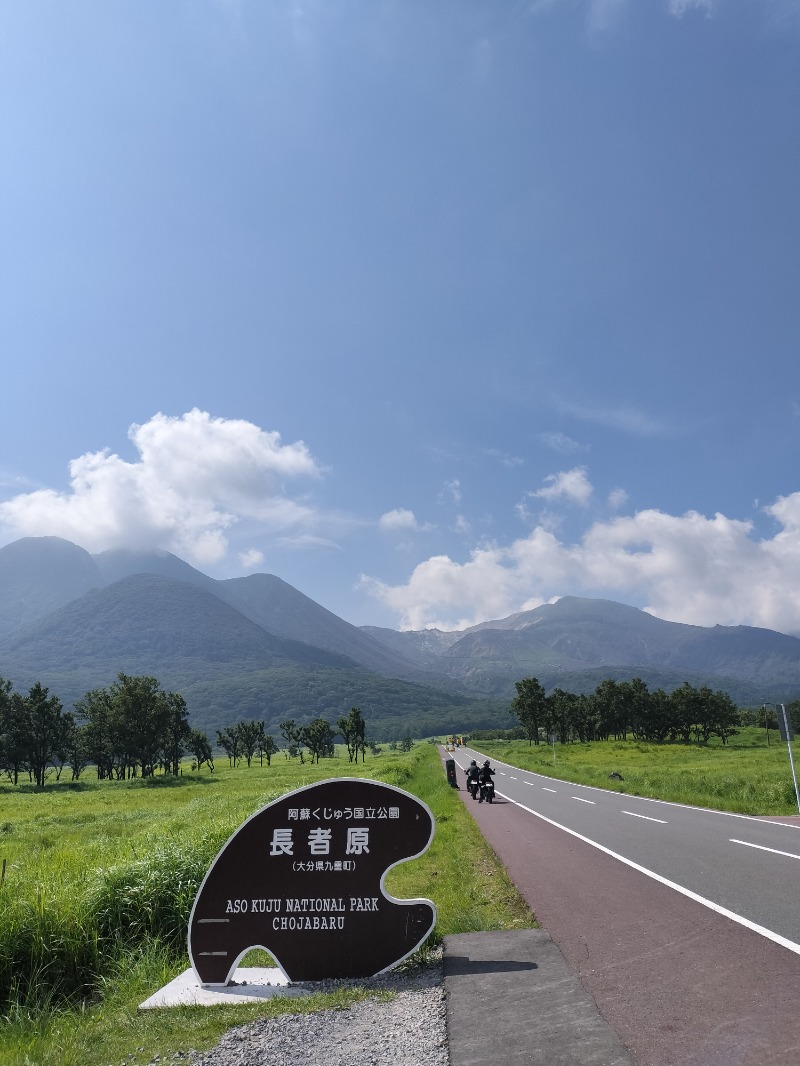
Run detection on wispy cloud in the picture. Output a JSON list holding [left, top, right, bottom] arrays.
[[537, 431, 589, 455], [587, 0, 629, 33], [439, 479, 463, 506], [484, 448, 524, 468], [556, 398, 668, 436], [668, 0, 716, 17]]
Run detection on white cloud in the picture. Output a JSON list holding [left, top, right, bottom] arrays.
[[239, 548, 265, 569], [532, 466, 593, 506], [608, 487, 629, 509], [362, 492, 800, 634], [0, 409, 322, 565], [379, 508, 433, 533], [379, 508, 419, 531]]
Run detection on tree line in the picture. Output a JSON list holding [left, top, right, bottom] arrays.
[[0, 672, 375, 787], [509, 677, 742, 746]]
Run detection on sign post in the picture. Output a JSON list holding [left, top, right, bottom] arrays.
[[775, 704, 800, 816], [188, 778, 436, 985]]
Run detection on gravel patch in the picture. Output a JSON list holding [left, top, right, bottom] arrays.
[[181, 955, 448, 1066]]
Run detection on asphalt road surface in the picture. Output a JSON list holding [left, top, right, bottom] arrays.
[[449, 746, 800, 1065]]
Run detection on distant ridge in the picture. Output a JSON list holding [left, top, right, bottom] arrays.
[[1, 537, 800, 737]]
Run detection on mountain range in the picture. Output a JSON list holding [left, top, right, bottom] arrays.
[[1, 536, 799, 739]]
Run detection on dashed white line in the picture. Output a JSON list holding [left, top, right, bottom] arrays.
[[731, 839, 800, 861], [622, 811, 667, 824], [509, 776, 517, 780], [542, 787, 557, 793], [572, 797, 596, 805]]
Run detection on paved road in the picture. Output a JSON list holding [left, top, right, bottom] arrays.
[[448, 746, 800, 1065], [456, 746, 800, 951]]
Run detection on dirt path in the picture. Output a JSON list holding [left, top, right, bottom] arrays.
[[452, 770, 800, 1065]]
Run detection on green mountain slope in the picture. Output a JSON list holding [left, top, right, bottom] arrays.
[[0, 572, 491, 738], [214, 573, 426, 679], [0, 537, 102, 637]]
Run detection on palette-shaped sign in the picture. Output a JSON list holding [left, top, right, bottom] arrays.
[[188, 778, 436, 984]]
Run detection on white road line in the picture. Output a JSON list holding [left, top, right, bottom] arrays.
[[731, 839, 800, 861], [542, 787, 557, 793], [572, 797, 596, 805], [509, 776, 517, 780], [495, 790, 800, 958], [524, 781, 535, 786], [622, 811, 668, 824]]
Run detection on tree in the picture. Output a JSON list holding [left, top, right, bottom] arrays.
[[593, 679, 625, 741], [0, 676, 24, 784], [236, 720, 264, 768], [708, 689, 740, 745], [63, 718, 89, 780], [280, 719, 305, 763], [216, 725, 241, 767], [162, 692, 191, 775], [670, 682, 702, 744], [338, 707, 366, 763], [188, 728, 214, 771], [258, 731, 279, 767], [74, 687, 118, 780], [546, 688, 578, 744], [301, 718, 335, 764], [510, 678, 547, 745], [110, 674, 177, 778], [13, 682, 69, 788]]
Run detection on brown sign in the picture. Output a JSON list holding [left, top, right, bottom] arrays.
[[188, 778, 436, 984]]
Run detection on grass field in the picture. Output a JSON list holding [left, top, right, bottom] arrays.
[[0, 744, 533, 1066], [472, 726, 800, 815]]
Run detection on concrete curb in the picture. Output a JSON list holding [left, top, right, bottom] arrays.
[[444, 930, 634, 1066]]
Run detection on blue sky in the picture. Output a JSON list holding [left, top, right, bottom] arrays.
[[2, 0, 800, 633]]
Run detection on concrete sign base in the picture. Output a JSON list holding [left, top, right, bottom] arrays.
[[139, 967, 312, 1010]]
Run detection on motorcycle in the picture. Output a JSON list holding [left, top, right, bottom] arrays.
[[465, 772, 480, 800], [479, 774, 495, 803]]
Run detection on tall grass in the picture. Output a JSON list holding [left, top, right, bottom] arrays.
[[474, 727, 800, 815], [0, 743, 533, 1065]]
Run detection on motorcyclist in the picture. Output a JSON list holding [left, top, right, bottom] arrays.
[[478, 759, 495, 783], [477, 760, 495, 802], [465, 760, 480, 798]]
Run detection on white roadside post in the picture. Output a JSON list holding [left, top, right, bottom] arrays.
[[775, 704, 800, 816]]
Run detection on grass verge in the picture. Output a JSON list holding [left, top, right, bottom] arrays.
[[472, 727, 800, 815], [0, 745, 533, 1066]]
